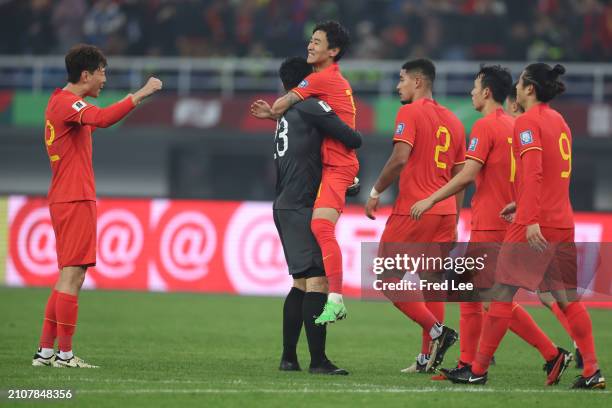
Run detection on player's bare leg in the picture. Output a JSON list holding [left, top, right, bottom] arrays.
[[311, 207, 346, 325]]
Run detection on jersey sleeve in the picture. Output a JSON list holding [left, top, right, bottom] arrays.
[[79, 97, 135, 128], [392, 105, 417, 147], [514, 116, 542, 156], [465, 120, 491, 164], [291, 71, 325, 100], [297, 99, 362, 149], [56, 94, 95, 125]]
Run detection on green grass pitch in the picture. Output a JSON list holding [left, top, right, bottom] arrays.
[[0, 287, 610, 407]]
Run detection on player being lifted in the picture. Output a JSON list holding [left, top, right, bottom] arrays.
[[273, 56, 361, 375], [32, 44, 162, 368], [444, 64, 605, 389], [365, 59, 462, 372], [411, 65, 572, 384], [251, 21, 358, 325]]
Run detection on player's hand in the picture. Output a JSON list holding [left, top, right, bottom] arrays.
[[410, 198, 434, 220], [526, 223, 547, 252], [346, 177, 361, 197], [365, 196, 379, 220], [499, 201, 517, 223], [132, 77, 163, 104], [250, 99, 273, 119]]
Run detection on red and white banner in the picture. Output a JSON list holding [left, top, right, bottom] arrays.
[[5, 195, 612, 299]]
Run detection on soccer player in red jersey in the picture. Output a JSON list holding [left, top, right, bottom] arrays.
[[251, 21, 357, 324], [365, 59, 463, 372], [31, 44, 162, 368], [411, 65, 570, 377], [507, 83, 584, 368], [445, 64, 605, 389]]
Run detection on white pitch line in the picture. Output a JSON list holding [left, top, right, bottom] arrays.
[[75, 387, 610, 395]]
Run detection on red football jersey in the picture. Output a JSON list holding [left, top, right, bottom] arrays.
[[392, 98, 466, 215], [465, 108, 515, 230], [513, 103, 574, 228], [44, 89, 98, 203], [291, 63, 358, 166]]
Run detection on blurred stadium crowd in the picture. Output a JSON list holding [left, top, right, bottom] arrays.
[[1, 0, 610, 61]]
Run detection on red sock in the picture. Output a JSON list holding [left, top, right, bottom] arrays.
[[56, 292, 79, 352], [472, 301, 513, 375], [509, 303, 558, 361], [421, 302, 445, 354], [564, 302, 599, 377], [393, 301, 438, 335], [459, 302, 483, 365], [39, 289, 58, 349], [311, 218, 343, 294], [551, 302, 573, 338]]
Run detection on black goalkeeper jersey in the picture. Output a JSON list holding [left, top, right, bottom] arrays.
[[273, 98, 362, 210]]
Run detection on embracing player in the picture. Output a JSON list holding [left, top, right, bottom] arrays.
[[411, 65, 572, 382], [32, 44, 162, 368], [365, 59, 462, 372], [273, 56, 361, 375], [444, 64, 605, 389], [251, 21, 357, 324]]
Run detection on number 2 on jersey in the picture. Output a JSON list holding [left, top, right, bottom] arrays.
[[274, 117, 289, 159], [558, 132, 571, 178], [434, 126, 451, 169], [45, 120, 60, 162]]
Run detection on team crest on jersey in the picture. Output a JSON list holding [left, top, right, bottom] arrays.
[[468, 137, 479, 151], [519, 130, 534, 145], [395, 123, 405, 135], [298, 80, 308, 88], [71, 100, 87, 112]]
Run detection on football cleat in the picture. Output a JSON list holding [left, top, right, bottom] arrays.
[[426, 326, 459, 371], [543, 347, 572, 385], [574, 347, 584, 369], [438, 361, 470, 379], [279, 359, 301, 371], [444, 364, 487, 385], [571, 370, 606, 390], [52, 355, 98, 368], [401, 359, 432, 374], [314, 300, 347, 325], [309, 359, 349, 375], [32, 349, 54, 367]]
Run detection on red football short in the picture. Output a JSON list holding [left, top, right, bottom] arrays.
[[314, 164, 359, 212], [49, 200, 97, 269], [378, 214, 456, 265], [464, 229, 506, 289], [496, 223, 576, 292]]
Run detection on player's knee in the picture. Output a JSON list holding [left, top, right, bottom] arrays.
[[292, 278, 307, 292], [306, 276, 328, 293], [311, 218, 335, 242]]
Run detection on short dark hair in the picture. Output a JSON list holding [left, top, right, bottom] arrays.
[[279, 56, 312, 91], [507, 82, 518, 101], [313, 20, 350, 62], [401, 58, 436, 86], [65, 44, 107, 84], [522, 63, 566, 102], [476, 64, 513, 103]]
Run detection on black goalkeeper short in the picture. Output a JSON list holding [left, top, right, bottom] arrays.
[[273, 208, 325, 278]]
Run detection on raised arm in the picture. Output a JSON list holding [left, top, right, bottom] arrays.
[[271, 91, 302, 117], [80, 77, 162, 128]]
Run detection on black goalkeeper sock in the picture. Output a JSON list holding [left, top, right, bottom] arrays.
[[282, 287, 305, 362], [303, 291, 328, 367]]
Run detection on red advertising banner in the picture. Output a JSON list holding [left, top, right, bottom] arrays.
[[5, 196, 612, 301]]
